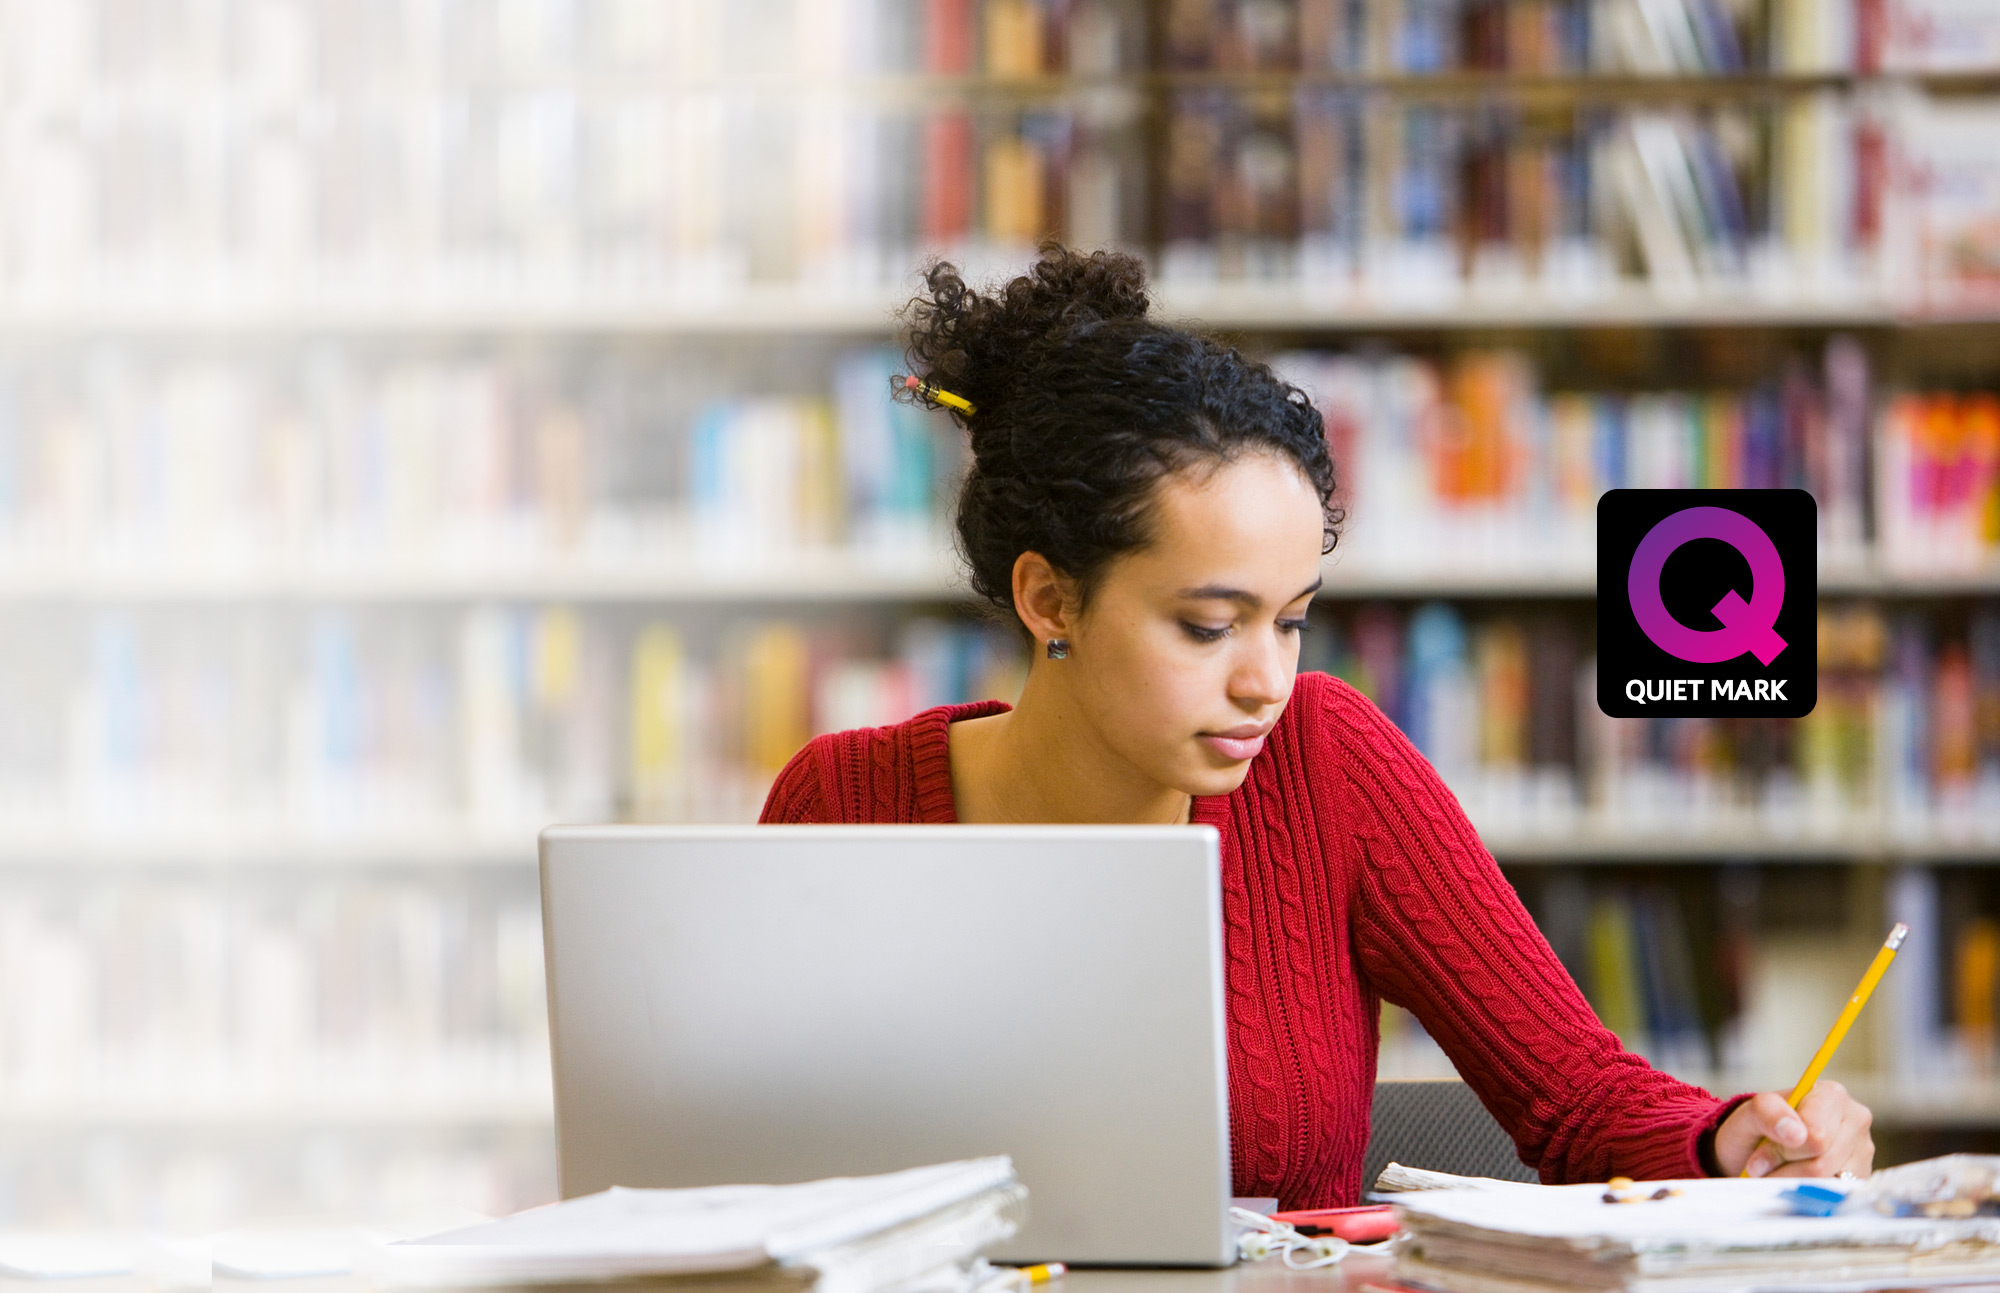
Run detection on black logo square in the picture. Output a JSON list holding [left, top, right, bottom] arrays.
[[1597, 489, 1816, 718]]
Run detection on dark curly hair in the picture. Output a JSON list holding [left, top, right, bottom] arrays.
[[899, 242, 1341, 619]]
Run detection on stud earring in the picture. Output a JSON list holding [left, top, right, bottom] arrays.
[[1046, 638, 1070, 660]]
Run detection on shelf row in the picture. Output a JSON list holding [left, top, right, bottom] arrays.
[[0, 84, 1959, 313], [18, 0, 1997, 91], [31, 72, 2000, 102], [0, 1093, 553, 1128], [7, 333, 2000, 599], [0, 285, 1961, 334], [55, 0, 1981, 98], [2, 551, 1999, 603], [15, 0, 2000, 320], [222, 71, 2000, 97], [0, 595, 1990, 855], [0, 823, 1988, 867], [0, 1075, 1997, 1128]]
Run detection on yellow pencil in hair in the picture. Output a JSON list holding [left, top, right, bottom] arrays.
[[1739, 921, 1908, 1177], [899, 373, 976, 415]]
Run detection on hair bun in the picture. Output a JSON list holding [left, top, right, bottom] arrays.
[[902, 243, 1151, 421], [896, 244, 1338, 619]]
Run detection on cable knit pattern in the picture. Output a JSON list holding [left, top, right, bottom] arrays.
[[759, 673, 1735, 1206]]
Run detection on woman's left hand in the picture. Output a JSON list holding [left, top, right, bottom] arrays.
[[1712, 1080, 1874, 1179]]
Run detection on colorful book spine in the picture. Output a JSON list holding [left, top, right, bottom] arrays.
[[0, 865, 554, 1223], [21, 339, 2000, 588], [1274, 336, 1872, 575], [1311, 595, 2000, 842], [9, 2, 2000, 301], [1957, 917, 2000, 1071], [0, 346, 966, 568], [7, 606, 1030, 838], [1877, 391, 2000, 574], [926, 0, 978, 74]]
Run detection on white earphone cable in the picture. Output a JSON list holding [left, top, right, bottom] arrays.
[[1229, 1206, 1385, 1269]]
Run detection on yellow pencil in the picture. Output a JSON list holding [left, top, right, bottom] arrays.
[[899, 374, 977, 416], [1739, 921, 1908, 1177], [974, 1264, 1065, 1293]]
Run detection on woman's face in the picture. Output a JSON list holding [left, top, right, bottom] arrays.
[[1066, 451, 1327, 798]]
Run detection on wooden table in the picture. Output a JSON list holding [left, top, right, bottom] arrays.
[[1065, 1252, 1394, 1293]]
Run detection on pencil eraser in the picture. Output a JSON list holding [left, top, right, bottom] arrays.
[[1778, 1184, 1848, 1217]]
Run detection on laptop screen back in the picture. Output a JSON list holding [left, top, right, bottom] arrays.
[[538, 824, 1234, 1267]]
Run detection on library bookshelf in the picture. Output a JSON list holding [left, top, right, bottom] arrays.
[[0, 290, 1993, 336], [6, 524, 1999, 1181], [0, 290, 1929, 334], [1, 822, 1993, 869], [0, 552, 1990, 602], [7, 0, 2000, 1229], [0, 1093, 553, 1130]]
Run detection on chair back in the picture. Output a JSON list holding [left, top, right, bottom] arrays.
[[1362, 1079, 1539, 1189]]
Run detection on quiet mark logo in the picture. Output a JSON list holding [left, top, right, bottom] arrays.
[[1597, 489, 1816, 719]]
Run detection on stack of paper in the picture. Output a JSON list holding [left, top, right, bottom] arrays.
[[1386, 1176, 2000, 1293], [371, 1159, 1024, 1293]]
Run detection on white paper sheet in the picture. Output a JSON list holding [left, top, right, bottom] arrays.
[[376, 1158, 1017, 1284], [1389, 1175, 2000, 1293], [1391, 1176, 2000, 1256]]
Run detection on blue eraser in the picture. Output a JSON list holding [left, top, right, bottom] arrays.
[[1778, 1184, 1848, 1217]]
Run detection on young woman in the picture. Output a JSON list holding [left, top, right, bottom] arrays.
[[760, 245, 1874, 1208]]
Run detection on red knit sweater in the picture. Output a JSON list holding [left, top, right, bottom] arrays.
[[760, 671, 1736, 1207]]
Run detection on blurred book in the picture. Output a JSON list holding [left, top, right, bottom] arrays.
[[1878, 391, 2000, 573], [1883, 0, 2000, 71], [1274, 336, 1869, 576], [9, 3, 2000, 303]]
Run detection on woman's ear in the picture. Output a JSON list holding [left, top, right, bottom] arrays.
[[1011, 551, 1076, 647]]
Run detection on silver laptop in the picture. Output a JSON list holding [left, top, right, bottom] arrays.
[[538, 824, 1235, 1267]]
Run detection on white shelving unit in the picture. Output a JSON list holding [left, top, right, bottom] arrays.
[[3, 349, 1996, 1181], [0, 826, 539, 868], [1484, 828, 2000, 864], [1857, 1082, 2000, 1129], [1, 823, 1993, 869], [0, 1092, 553, 1128], [9, 0, 2000, 1227], [0, 549, 971, 603], [0, 288, 1987, 336], [1, 551, 1994, 602]]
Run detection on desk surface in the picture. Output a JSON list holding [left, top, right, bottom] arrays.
[[1066, 1251, 1393, 1293]]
